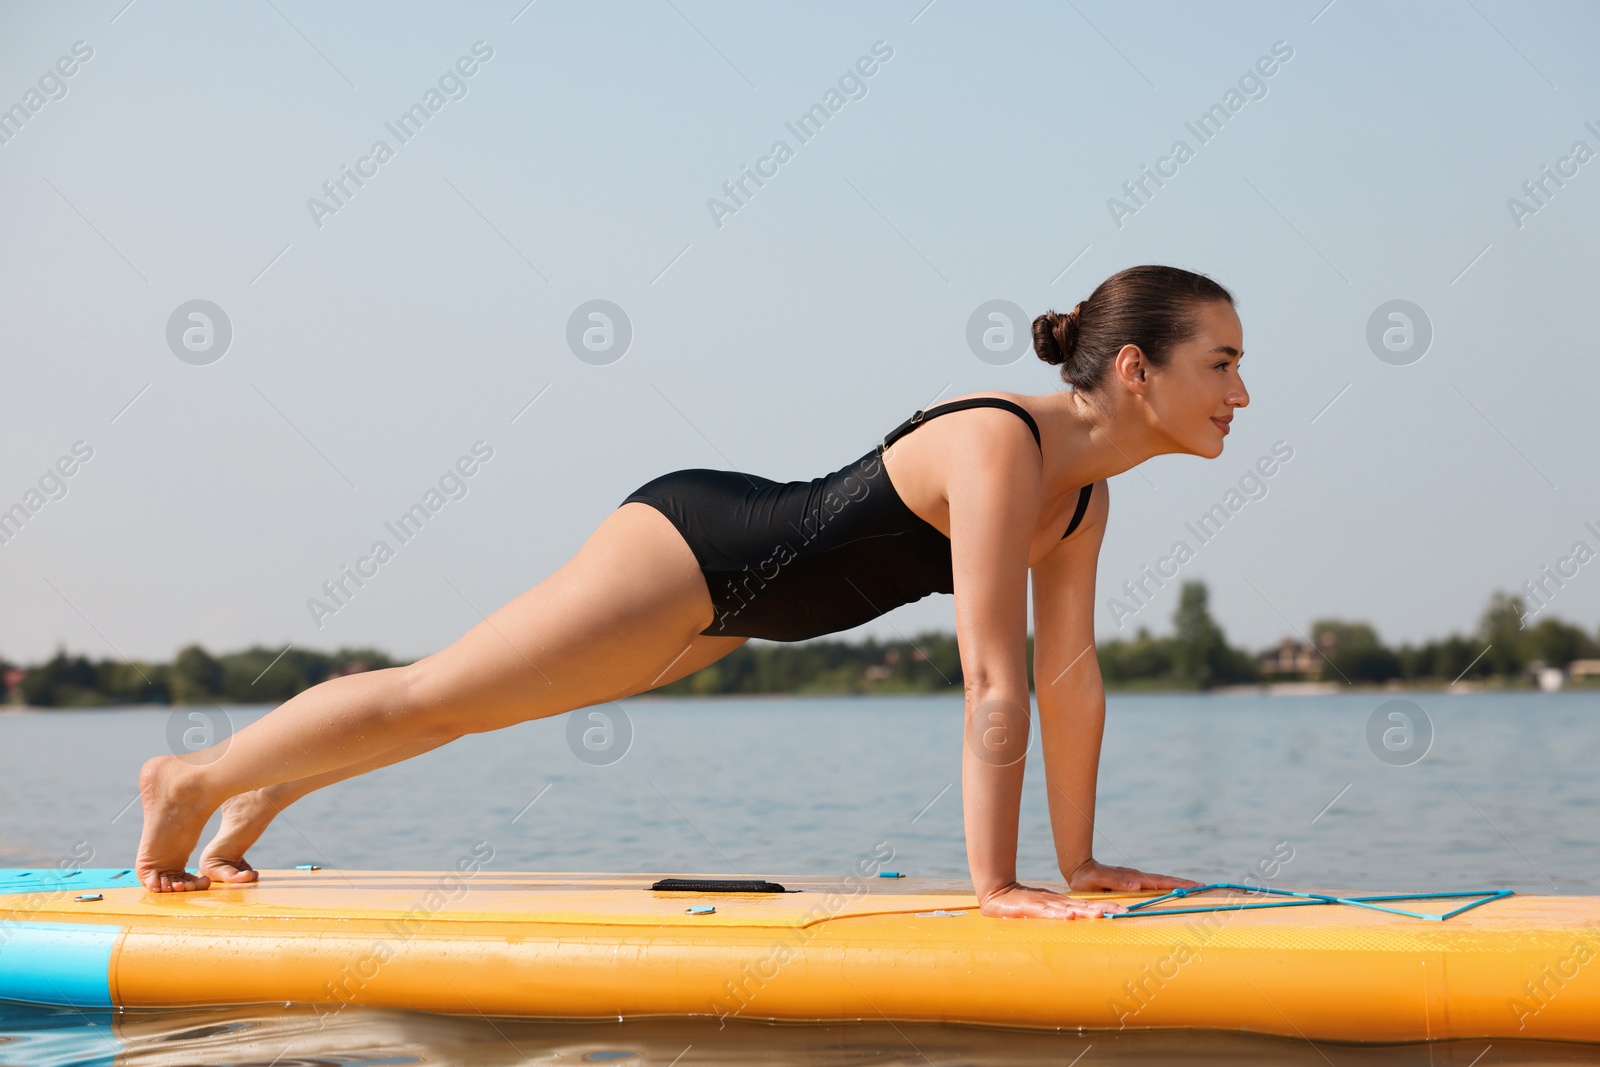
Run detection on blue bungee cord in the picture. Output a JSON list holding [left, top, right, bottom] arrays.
[[1107, 882, 1514, 921]]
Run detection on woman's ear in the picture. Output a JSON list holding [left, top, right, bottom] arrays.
[[1115, 344, 1148, 388]]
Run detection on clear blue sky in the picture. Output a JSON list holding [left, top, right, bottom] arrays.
[[2, 0, 1597, 664]]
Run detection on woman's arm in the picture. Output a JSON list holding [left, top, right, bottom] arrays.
[[1030, 480, 1110, 880], [943, 411, 1041, 903], [1032, 479, 1202, 895], [1037, 650, 1106, 882], [943, 425, 1135, 918]]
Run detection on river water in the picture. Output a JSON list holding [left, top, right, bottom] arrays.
[[3, 690, 1598, 1064]]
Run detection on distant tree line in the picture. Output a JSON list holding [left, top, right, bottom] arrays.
[[2, 645, 401, 708], [4, 583, 1596, 707], [1093, 586, 1597, 690]]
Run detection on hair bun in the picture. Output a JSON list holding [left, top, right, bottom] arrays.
[[1032, 303, 1083, 367]]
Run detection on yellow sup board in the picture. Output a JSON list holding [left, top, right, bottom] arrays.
[[3, 867, 1598, 1042]]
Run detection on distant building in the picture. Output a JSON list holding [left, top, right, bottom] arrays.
[[1258, 632, 1339, 680], [1525, 660, 1567, 691], [864, 648, 901, 682], [1569, 659, 1600, 680]]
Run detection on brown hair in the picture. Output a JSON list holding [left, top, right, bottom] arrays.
[[1033, 265, 1234, 391]]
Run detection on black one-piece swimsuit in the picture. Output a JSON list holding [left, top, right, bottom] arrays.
[[620, 396, 1094, 642]]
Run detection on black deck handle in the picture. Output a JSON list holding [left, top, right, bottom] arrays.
[[650, 877, 787, 893]]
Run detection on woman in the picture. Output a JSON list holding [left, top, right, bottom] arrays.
[[136, 263, 1246, 920]]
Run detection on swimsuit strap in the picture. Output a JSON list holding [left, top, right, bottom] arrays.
[[1060, 483, 1094, 539], [880, 397, 1093, 541], [880, 397, 1042, 453]]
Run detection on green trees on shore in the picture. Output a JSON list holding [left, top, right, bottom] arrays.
[[4, 645, 400, 707], [4, 581, 1596, 706], [1097, 585, 1597, 690]]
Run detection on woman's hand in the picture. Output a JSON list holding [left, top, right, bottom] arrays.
[[1066, 858, 1204, 893], [978, 881, 1129, 920]]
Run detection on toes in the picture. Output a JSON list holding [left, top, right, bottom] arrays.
[[144, 868, 211, 893], [205, 861, 258, 883]]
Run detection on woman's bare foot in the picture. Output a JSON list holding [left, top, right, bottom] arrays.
[[134, 755, 217, 892], [197, 789, 285, 884]]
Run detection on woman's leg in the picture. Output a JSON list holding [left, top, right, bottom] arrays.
[[195, 626, 743, 883], [195, 733, 453, 883], [136, 501, 747, 891]]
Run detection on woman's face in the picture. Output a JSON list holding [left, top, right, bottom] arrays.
[[1141, 300, 1248, 459]]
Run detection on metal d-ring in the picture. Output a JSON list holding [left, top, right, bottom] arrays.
[[880, 409, 928, 456]]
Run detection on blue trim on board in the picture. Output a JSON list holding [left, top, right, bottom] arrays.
[[0, 922, 117, 1007], [0, 869, 141, 896]]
